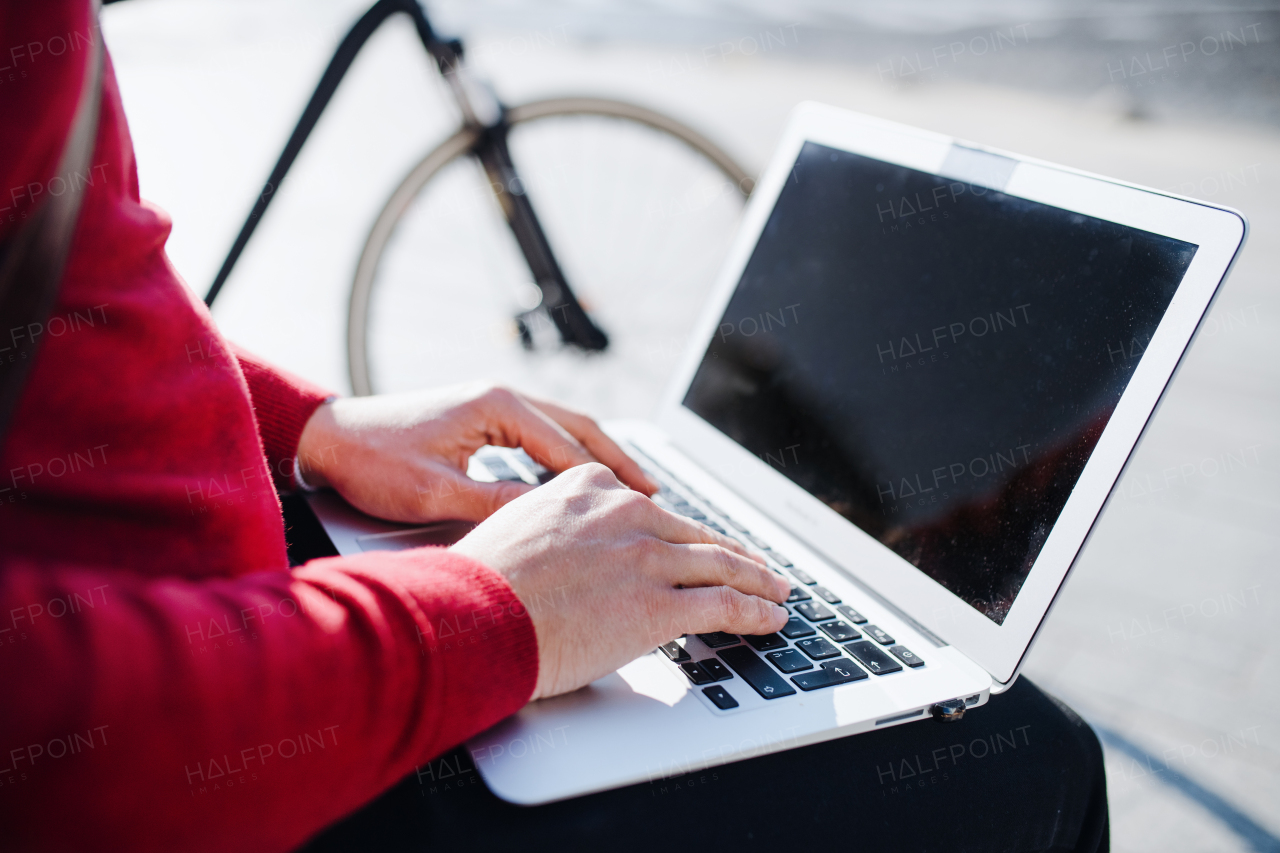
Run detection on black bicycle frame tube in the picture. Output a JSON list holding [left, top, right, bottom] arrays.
[[203, 0, 609, 352], [472, 124, 608, 351], [204, 0, 455, 307]]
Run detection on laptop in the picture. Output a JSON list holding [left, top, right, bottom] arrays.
[[309, 101, 1247, 805]]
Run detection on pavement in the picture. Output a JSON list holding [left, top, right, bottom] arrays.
[[102, 1, 1278, 850]]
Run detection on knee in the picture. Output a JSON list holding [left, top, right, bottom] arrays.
[[1010, 679, 1110, 851], [1043, 689, 1105, 777]]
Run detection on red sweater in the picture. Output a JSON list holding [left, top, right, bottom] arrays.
[[0, 4, 538, 851]]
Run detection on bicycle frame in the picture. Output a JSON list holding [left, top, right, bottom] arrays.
[[204, 0, 608, 351]]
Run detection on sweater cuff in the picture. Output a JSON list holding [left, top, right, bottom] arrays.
[[298, 548, 539, 760], [231, 344, 335, 493]]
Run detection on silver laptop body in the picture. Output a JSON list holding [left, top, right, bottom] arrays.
[[312, 102, 1246, 805]]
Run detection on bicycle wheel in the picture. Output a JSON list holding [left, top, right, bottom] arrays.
[[347, 98, 753, 418]]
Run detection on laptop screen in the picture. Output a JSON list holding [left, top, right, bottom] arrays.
[[683, 141, 1197, 625]]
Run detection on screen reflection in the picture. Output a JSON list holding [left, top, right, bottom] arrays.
[[684, 143, 1196, 623]]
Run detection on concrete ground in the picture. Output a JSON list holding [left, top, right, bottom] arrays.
[[103, 1, 1278, 849]]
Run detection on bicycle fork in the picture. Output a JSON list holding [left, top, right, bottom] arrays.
[[472, 122, 609, 353], [433, 17, 609, 354], [427, 18, 606, 350]]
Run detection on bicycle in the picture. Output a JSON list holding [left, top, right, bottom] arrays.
[[204, 0, 754, 416]]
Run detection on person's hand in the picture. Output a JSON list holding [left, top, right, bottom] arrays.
[[450, 463, 791, 700], [295, 384, 658, 523]]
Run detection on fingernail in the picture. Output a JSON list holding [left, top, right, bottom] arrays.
[[645, 475, 661, 493], [775, 577, 791, 598], [772, 605, 788, 620]]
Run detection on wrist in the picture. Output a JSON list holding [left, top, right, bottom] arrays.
[[296, 398, 339, 488]]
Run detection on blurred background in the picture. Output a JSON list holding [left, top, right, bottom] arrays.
[[102, 1, 1277, 850]]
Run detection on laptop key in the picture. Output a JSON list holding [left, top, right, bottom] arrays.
[[680, 661, 714, 685], [787, 567, 816, 585], [844, 640, 903, 675], [765, 649, 814, 673], [718, 646, 796, 699], [888, 645, 925, 668], [768, 551, 795, 568], [699, 658, 734, 681], [863, 625, 895, 645], [745, 533, 772, 550], [819, 620, 861, 642], [836, 605, 868, 624], [705, 521, 728, 535], [702, 685, 739, 710], [743, 633, 788, 652], [795, 601, 836, 622], [786, 586, 812, 603], [481, 456, 523, 482], [813, 585, 841, 604], [792, 660, 869, 691], [780, 617, 816, 639], [696, 632, 740, 649], [725, 518, 751, 534], [659, 641, 691, 663], [796, 637, 842, 660]]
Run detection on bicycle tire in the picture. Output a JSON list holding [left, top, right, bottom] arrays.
[[347, 97, 753, 397]]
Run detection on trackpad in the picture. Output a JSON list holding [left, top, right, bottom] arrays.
[[355, 520, 475, 551]]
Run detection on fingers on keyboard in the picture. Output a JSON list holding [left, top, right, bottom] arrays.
[[644, 469, 918, 704]]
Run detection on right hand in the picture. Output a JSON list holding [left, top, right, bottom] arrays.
[[450, 463, 791, 700]]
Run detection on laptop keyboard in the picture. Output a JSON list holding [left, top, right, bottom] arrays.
[[470, 442, 929, 711], [629, 445, 928, 711]]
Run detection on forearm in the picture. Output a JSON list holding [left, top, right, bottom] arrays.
[[0, 551, 537, 853]]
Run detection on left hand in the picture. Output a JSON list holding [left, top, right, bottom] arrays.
[[295, 383, 659, 523]]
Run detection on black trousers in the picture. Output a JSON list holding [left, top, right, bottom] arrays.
[[284, 496, 1109, 853]]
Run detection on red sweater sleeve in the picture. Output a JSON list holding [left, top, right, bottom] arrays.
[[0, 6, 541, 850], [231, 344, 334, 493], [0, 548, 539, 853]]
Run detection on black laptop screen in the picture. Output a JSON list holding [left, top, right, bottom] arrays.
[[682, 142, 1197, 624]]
